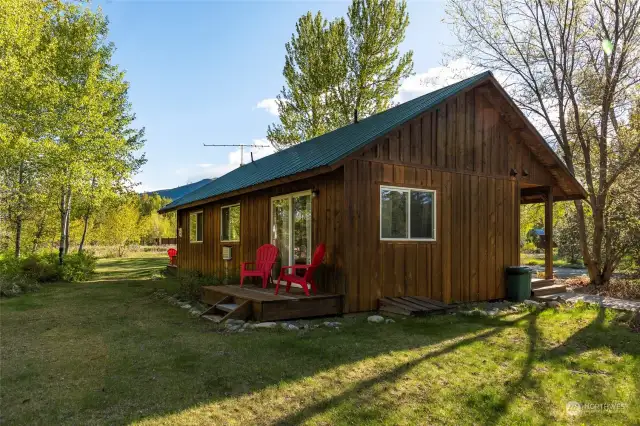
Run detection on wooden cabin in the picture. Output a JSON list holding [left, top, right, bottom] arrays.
[[159, 71, 586, 318]]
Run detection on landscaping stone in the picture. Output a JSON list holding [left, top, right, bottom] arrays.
[[368, 315, 385, 323], [323, 321, 341, 328], [281, 323, 299, 331], [486, 308, 500, 316], [524, 300, 543, 308], [189, 308, 202, 316], [253, 322, 278, 329], [180, 303, 192, 310], [225, 322, 242, 331], [549, 292, 640, 312], [385, 318, 395, 324], [546, 301, 562, 309]]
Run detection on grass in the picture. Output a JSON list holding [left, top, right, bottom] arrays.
[[1, 254, 639, 425], [521, 253, 585, 269]]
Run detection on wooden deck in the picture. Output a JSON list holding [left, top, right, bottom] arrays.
[[200, 285, 343, 322]]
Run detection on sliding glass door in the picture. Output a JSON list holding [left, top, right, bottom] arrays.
[[271, 191, 312, 267]]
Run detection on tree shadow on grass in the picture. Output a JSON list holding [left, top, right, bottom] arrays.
[[272, 316, 531, 426], [3, 271, 638, 426], [485, 306, 639, 425], [1, 280, 521, 425]]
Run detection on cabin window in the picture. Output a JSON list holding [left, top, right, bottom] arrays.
[[380, 186, 436, 241], [189, 211, 203, 243], [221, 204, 240, 242]]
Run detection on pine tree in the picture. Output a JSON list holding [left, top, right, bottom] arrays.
[[267, 0, 413, 149]]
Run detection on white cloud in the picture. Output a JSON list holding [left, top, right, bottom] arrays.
[[255, 98, 279, 116], [393, 58, 482, 104], [175, 139, 277, 183]]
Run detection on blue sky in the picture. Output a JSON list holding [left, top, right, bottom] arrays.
[[96, 0, 465, 192]]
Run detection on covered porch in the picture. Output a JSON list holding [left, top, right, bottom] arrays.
[[520, 183, 580, 299]]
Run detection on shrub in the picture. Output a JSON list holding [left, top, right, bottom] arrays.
[[60, 252, 96, 282], [20, 253, 60, 282], [0, 251, 97, 297], [0, 275, 40, 297], [522, 242, 538, 254], [177, 270, 220, 301]]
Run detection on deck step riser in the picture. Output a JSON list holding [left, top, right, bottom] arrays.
[[532, 285, 567, 297], [531, 279, 555, 289]]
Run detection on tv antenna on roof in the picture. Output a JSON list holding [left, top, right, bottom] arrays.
[[202, 143, 270, 166]]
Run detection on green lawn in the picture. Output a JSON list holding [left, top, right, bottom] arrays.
[[1, 254, 638, 425], [521, 253, 585, 269]]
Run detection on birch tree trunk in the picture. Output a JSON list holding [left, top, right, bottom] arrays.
[[14, 161, 25, 258], [58, 185, 72, 265], [78, 209, 90, 253]]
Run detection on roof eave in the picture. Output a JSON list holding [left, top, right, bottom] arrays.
[[484, 75, 587, 200], [157, 164, 337, 214]]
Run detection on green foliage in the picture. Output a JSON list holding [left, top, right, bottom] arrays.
[[177, 270, 221, 301], [0, 0, 145, 258], [267, 0, 413, 149], [96, 199, 144, 257], [0, 274, 40, 297], [522, 242, 538, 254], [59, 252, 96, 282], [555, 206, 582, 264], [0, 250, 95, 296], [20, 253, 60, 282]]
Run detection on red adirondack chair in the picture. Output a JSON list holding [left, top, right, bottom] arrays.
[[167, 248, 177, 265], [240, 244, 279, 288], [275, 243, 325, 296]]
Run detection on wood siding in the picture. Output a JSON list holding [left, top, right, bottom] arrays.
[[344, 160, 519, 311], [343, 86, 530, 311], [176, 169, 345, 295], [357, 89, 553, 187]]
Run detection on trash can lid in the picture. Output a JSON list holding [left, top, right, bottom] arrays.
[[505, 266, 532, 275]]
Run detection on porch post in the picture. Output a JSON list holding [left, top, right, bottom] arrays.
[[544, 187, 554, 280]]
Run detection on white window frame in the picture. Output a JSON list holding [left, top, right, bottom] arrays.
[[189, 210, 204, 243], [270, 190, 312, 266], [220, 203, 240, 242], [379, 185, 436, 242]]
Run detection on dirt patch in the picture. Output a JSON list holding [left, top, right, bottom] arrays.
[[563, 275, 640, 301]]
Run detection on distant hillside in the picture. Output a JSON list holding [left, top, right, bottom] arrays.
[[144, 179, 213, 201]]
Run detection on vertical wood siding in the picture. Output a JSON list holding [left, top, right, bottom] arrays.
[[343, 160, 519, 311], [343, 86, 534, 311], [176, 169, 345, 294]]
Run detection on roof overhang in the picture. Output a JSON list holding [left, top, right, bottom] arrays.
[[158, 165, 336, 214]]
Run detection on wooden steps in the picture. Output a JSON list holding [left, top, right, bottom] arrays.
[[531, 278, 566, 299], [379, 296, 451, 316], [531, 278, 555, 289], [216, 303, 239, 313], [200, 295, 252, 323]]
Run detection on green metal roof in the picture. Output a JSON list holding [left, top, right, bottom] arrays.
[[160, 71, 492, 212]]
